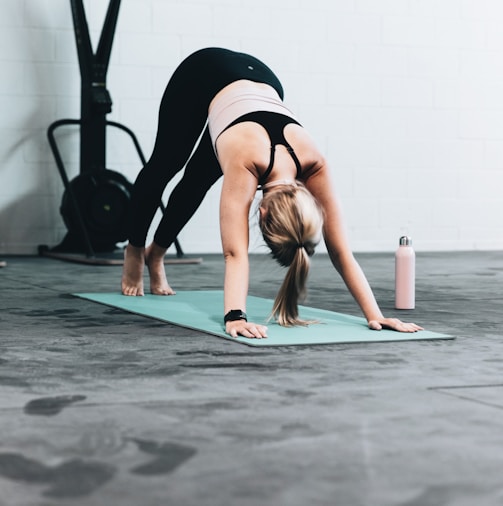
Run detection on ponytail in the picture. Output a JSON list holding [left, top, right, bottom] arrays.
[[259, 183, 323, 327]]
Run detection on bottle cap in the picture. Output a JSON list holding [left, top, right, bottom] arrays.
[[399, 236, 412, 246]]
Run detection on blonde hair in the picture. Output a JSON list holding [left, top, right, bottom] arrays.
[[259, 182, 324, 326]]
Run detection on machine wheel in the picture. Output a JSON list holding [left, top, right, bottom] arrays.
[[60, 169, 133, 249]]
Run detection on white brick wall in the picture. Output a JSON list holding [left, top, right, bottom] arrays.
[[1, 0, 503, 254]]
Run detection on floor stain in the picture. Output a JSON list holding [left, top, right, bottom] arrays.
[[129, 438, 197, 476], [176, 350, 271, 357], [13, 309, 83, 318], [181, 362, 272, 369], [24, 395, 87, 416], [0, 376, 31, 387], [0, 453, 115, 498]]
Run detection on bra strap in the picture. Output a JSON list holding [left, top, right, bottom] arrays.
[[258, 142, 303, 186]]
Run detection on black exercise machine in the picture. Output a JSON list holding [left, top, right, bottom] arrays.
[[39, 0, 199, 265]]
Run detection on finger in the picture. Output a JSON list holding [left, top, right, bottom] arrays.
[[246, 326, 265, 339], [243, 324, 269, 339], [226, 322, 245, 338], [368, 320, 382, 331], [397, 322, 421, 333], [389, 321, 411, 332], [375, 319, 423, 333], [399, 321, 423, 332], [252, 325, 268, 338], [226, 323, 268, 339], [239, 327, 261, 339], [410, 325, 424, 332], [239, 323, 268, 339], [259, 326, 268, 338], [227, 324, 256, 339]]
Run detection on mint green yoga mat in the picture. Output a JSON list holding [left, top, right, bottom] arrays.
[[75, 291, 452, 347]]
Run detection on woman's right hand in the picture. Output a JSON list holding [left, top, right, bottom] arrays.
[[225, 320, 268, 339]]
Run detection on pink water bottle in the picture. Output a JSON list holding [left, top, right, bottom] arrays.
[[395, 236, 415, 310]]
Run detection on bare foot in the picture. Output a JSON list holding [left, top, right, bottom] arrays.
[[121, 244, 145, 296], [145, 243, 176, 295]]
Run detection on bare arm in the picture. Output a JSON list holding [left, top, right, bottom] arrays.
[[219, 164, 269, 338], [305, 163, 423, 332]]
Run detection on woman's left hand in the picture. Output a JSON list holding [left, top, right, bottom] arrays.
[[368, 318, 424, 333]]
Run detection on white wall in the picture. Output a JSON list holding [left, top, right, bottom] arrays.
[[1, 0, 503, 254]]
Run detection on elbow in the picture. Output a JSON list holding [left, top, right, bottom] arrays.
[[223, 247, 247, 264], [223, 249, 236, 263]]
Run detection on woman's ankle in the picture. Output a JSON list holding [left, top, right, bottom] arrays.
[[126, 243, 145, 255], [146, 242, 167, 261]]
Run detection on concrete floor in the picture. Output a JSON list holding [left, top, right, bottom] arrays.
[[0, 251, 502, 506]]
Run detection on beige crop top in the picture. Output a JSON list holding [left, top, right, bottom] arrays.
[[208, 83, 298, 152]]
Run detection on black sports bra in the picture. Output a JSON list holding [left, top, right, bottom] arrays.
[[221, 111, 303, 186]]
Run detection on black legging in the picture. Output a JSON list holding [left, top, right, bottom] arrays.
[[127, 47, 284, 248]]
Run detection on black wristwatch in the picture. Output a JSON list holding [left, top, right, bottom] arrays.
[[224, 309, 247, 323]]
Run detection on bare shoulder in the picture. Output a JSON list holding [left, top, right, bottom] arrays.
[[217, 124, 271, 178], [283, 124, 327, 177]]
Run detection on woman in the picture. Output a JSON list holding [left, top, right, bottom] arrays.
[[122, 47, 423, 339]]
